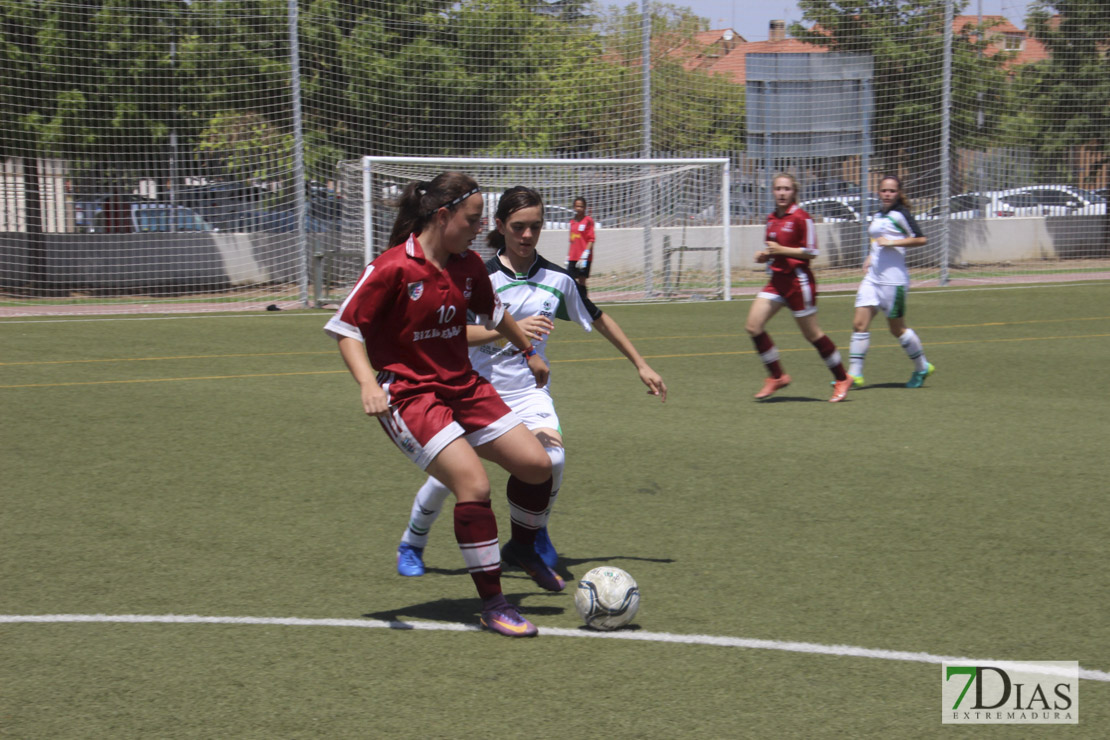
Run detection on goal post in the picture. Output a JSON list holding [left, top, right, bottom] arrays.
[[327, 156, 731, 304]]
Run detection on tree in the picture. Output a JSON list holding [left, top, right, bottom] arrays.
[[791, 0, 1010, 193], [1015, 0, 1110, 185]]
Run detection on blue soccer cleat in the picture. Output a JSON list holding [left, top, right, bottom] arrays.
[[534, 526, 558, 570], [906, 363, 935, 388], [396, 542, 425, 577]]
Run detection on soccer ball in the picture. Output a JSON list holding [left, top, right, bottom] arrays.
[[574, 566, 640, 631]]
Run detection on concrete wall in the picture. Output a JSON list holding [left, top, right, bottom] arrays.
[[0, 232, 304, 291], [3, 214, 1104, 293]]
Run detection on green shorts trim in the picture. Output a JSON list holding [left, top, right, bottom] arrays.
[[889, 285, 907, 319]]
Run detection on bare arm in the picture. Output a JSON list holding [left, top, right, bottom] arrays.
[[592, 313, 667, 402], [764, 241, 815, 260], [337, 336, 389, 417], [467, 314, 553, 347], [874, 235, 927, 248]]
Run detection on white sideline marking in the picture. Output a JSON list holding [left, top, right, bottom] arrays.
[[3, 613, 1108, 683]]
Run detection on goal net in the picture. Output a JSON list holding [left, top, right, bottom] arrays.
[[325, 156, 731, 305]]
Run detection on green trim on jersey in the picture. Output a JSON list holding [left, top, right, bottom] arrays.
[[890, 285, 907, 319], [880, 214, 909, 237], [495, 280, 571, 321]]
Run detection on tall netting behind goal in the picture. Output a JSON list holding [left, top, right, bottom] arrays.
[[322, 157, 730, 305], [0, 0, 308, 311]]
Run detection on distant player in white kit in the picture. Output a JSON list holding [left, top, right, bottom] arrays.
[[847, 174, 935, 388], [395, 186, 667, 578]]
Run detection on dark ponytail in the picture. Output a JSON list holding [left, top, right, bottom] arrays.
[[387, 171, 480, 248], [487, 186, 545, 251]]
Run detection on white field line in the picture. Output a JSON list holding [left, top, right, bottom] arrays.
[[3, 613, 1108, 683], [2, 281, 1107, 323]]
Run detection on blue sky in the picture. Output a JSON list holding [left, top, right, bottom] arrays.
[[674, 1, 1033, 42]]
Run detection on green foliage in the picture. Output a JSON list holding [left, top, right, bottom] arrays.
[[791, 0, 1010, 182], [1014, 0, 1110, 182], [198, 111, 294, 185]]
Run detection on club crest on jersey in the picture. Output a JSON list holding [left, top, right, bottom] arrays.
[[407, 281, 424, 301], [782, 222, 795, 233]]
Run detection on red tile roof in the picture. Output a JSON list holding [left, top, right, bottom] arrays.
[[671, 21, 1053, 84]]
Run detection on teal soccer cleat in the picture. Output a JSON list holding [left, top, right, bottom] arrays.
[[906, 363, 935, 388]]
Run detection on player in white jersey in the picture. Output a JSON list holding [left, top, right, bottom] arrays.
[[848, 174, 935, 389], [396, 186, 667, 577]]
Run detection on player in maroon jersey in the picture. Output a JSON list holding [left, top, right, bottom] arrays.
[[324, 172, 562, 637], [745, 173, 853, 402]]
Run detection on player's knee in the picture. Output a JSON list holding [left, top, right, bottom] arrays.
[[451, 473, 492, 503], [516, 449, 552, 485]]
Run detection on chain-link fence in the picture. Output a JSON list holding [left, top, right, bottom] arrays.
[[1, 1, 1106, 311]]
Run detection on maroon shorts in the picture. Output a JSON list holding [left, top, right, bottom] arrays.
[[757, 268, 818, 317], [377, 371, 520, 469]]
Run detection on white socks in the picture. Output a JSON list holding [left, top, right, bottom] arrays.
[[400, 476, 450, 549], [899, 328, 928, 372], [849, 331, 870, 378], [849, 329, 928, 376]]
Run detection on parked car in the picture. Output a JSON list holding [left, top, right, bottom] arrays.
[[799, 195, 882, 223], [803, 179, 861, 199], [1011, 185, 1106, 216], [922, 189, 1082, 220], [989, 191, 1068, 217], [87, 201, 214, 233], [176, 182, 263, 231], [923, 193, 997, 220]]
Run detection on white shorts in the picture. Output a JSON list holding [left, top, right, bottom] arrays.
[[497, 386, 561, 433], [854, 278, 908, 319]]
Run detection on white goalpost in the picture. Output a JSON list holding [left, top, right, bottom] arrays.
[[328, 156, 731, 304]]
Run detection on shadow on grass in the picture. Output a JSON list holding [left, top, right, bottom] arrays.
[[362, 590, 567, 625], [756, 394, 834, 403], [548, 555, 676, 583], [412, 554, 676, 584], [362, 555, 674, 626]]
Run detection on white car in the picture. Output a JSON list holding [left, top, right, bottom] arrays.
[[89, 202, 215, 233], [799, 196, 882, 224], [924, 190, 1079, 219], [923, 193, 997, 220], [1011, 185, 1106, 216]]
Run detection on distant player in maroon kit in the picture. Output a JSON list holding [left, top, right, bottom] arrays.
[[324, 171, 563, 638], [565, 196, 596, 294], [745, 173, 853, 402]]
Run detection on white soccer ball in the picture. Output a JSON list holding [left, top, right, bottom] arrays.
[[574, 566, 640, 631]]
